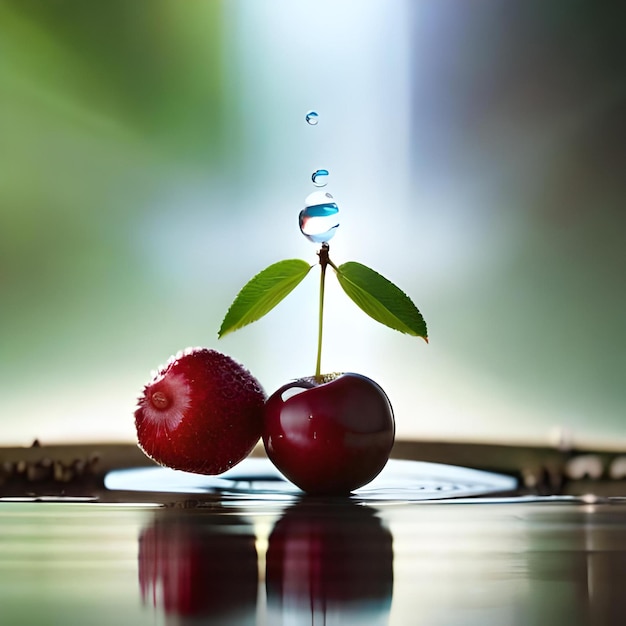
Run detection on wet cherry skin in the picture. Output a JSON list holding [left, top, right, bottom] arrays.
[[262, 373, 395, 494]]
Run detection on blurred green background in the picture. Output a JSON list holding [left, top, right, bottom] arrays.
[[1, 0, 625, 447]]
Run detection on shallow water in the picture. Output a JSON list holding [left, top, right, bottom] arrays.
[[2, 460, 625, 625]]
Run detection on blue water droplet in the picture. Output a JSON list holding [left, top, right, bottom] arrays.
[[311, 169, 329, 187], [299, 191, 339, 243], [305, 111, 319, 125]]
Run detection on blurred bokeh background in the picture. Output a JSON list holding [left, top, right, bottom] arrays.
[[1, 0, 625, 447]]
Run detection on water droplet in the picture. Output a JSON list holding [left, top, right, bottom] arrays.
[[281, 386, 308, 402], [311, 169, 329, 187], [305, 111, 319, 125], [299, 191, 339, 243]]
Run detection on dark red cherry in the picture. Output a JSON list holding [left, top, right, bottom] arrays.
[[262, 373, 395, 495]]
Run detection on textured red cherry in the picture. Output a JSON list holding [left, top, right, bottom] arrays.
[[134, 347, 266, 474], [262, 373, 395, 494]]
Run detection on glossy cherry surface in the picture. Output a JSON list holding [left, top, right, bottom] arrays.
[[262, 373, 395, 494]]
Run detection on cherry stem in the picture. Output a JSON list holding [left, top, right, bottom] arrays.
[[315, 243, 331, 380]]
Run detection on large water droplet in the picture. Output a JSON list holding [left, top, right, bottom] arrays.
[[305, 111, 319, 125], [299, 191, 339, 243], [311, 169, 329, 187]]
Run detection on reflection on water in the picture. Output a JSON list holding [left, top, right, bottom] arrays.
[[3, 501, 626, 624], [386, 502, 626, 626], [137, 500, 393, 626], [0, 503, 156, 626], [138, 508, 258, 625], [266, 499, 393, 625], [522, 506, 626, 626]]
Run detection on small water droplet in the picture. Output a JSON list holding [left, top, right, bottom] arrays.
[[305, 111, 319, 125], [281, 387, 308, 402], [311, 169, 329, 187], [299, 191, 339, 243]]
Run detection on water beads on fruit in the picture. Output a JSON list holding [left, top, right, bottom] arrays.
[[299, 191, 340, 244]]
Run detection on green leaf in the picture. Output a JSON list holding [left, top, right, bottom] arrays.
[[334, 261, 428, 340], [218, 259, 313, 338]]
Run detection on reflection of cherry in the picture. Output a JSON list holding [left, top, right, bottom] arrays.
[[138, 509, 258, 624], [263, 373, 395, 494], [266, 499, 394, 624]]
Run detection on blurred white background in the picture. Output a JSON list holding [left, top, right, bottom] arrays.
[[1, 0, 625, 447]]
